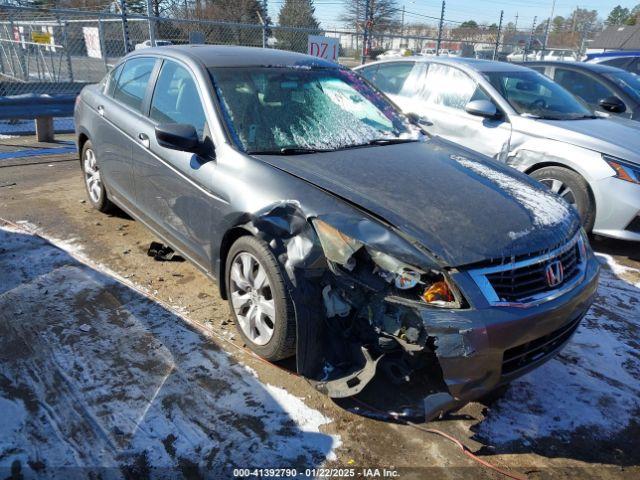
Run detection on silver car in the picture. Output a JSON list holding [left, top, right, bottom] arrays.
[[356, 57, 640, 241]]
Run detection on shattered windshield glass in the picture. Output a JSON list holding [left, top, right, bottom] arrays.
[[209, 66, 421, 154], [484, 70, 595, 120]]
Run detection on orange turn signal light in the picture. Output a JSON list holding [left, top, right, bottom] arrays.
[[422, 281, 454, 303]]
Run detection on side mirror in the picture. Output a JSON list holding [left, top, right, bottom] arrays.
[[155, 123, 200, 152], [599, 96, 626, 114], [406, 112, 433, 127], [465, 99, 499, 118]]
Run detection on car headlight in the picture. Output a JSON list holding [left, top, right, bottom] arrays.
[[604, 155, 640, 184], [312, 219, 463, 308]]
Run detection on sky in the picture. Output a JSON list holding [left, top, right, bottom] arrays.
[[267, 0, 638, 30]]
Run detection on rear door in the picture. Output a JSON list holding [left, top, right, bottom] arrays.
[[132, 58, 222, 270], [94, 57, 157, 208]]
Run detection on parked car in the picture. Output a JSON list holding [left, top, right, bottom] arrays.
[[585, 51, 640, 75], [421, 47, 437, 56], [356, 57, 640, 241], [135, 39, 173, 50], [527, 61, 640, 120], [75, 46, 598, 418], [377, 48, 413, 60], [535, 49, 577, 62], [506, 49, 537, 62]]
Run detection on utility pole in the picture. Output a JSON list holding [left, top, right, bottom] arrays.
[[436, 1, 445, 56], [526, 15, 537, 61], [542, 0, 556, 56], [401, 5, 405, 37], [493, 10, 503, 61], [120, 0, 131, 54], [361, 0, 371, 64], [146, 0, 157, 47], [514, 12, 518, 31]]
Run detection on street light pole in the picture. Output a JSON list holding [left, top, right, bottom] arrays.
[[542, 0, 557, 57]]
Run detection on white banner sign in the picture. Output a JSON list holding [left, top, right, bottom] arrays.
[[83, 27, 102, 59], [307, 35, 339, 62]]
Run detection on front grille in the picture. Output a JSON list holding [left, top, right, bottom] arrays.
[[502, 314, 582, 375], [626, 216, 640, 234], [485, 242, 582, 303]]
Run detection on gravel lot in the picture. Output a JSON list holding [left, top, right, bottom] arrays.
[[1, 144, 639, 479]]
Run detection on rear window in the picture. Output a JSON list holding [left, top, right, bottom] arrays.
[[112, 57, 156, 112]]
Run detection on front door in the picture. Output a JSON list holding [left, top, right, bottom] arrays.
[[133, 58, 223, 271]]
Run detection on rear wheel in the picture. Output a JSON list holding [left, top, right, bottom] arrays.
[[531, 166, 595, 232], [81, 140, 113, 213], [225, 236, 296, 361]]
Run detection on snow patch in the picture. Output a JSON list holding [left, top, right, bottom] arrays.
[[452, 155, 571, 228], [0, 225, 341, 474], [476, 253, 640, 445]]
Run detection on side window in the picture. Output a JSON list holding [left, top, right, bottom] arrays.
[[554, 69, 614, 107], [528, 66, 547, 75], [367, 62, 416, 95], [112, 57, 156, 112], [150, 60, 207, 140], [420, 64, 477, 109], [104, 64, 123, 96], [627, 58, 640, 75], [602, 57, 632, 70], [358, 65, 378, 82]]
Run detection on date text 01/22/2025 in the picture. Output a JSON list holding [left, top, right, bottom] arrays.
[[232, 468, 400, 478]]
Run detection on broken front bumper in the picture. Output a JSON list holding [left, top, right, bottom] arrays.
[[432, 253, 600, 404]]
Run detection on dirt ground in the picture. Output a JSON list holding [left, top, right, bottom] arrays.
[[1, 139, 639, 479]]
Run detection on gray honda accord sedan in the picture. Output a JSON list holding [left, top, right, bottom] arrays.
[[75, 45, 599, 418]]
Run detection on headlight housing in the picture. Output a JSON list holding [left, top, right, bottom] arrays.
[[312, 219, 464, 308], [604, 155, 640, 185]]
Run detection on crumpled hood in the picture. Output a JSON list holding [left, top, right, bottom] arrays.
[[513, 116, 640, 164], [255, 138, 580, 267]]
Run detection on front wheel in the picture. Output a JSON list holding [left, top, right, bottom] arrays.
[[225, 236, 296, 361], [530, 166, 595, 232]]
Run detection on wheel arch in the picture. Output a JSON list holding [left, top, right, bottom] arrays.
[[77, 131, 90, 163], [525, 161, 598, 226]]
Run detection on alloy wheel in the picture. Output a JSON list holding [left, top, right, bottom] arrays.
[[83, 148, 102, 203], [229, 252, 276, 346], [540, 178, 576, 206]]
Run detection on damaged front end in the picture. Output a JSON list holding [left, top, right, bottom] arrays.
[[244, 203, 469, 418], [309, 217, 465, 410]]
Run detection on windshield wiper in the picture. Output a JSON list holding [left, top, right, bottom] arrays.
[[248, 147, 331, 155], [279, 147, 331, 155], [367, 138, 418, 146]]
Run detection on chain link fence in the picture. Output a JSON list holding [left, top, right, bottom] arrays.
[[0, 3, 598, 135]]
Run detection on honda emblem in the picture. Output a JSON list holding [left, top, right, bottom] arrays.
[[545, 260, 564, 287]]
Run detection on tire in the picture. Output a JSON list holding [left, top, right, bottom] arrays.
[[225, 236, 296, 361], [81, 140, 114, 213], [530, 166, 596, 232]]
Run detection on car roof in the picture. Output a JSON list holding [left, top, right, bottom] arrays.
[[587, 50, 640, 59], [360, 56, 531, 73], [127, 45, 338, 69], [525, 61, 625, 73]]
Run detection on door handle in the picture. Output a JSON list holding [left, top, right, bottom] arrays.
[[97, 105, 104, 116], [138, 132, 150, 149]]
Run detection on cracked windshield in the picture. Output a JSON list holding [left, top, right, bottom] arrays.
[[210, 67, 421, 154]]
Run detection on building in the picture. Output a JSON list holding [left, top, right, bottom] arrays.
[[591, 24, 640, 51]]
